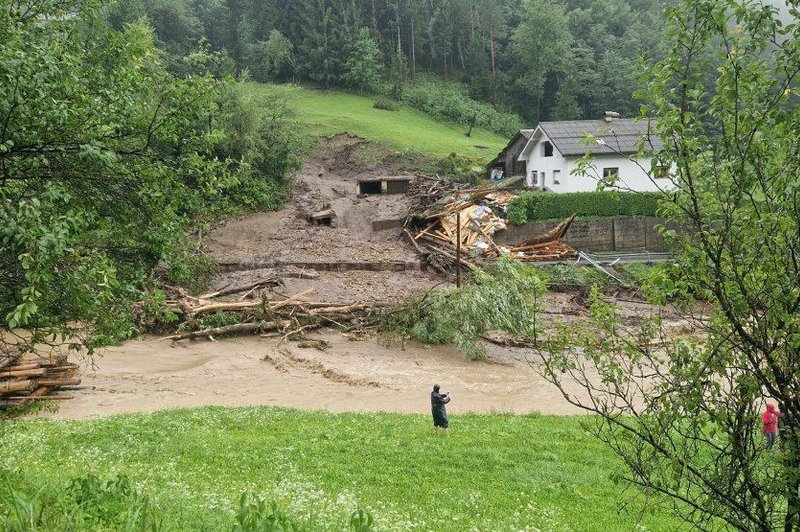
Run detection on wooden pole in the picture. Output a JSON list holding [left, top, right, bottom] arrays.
[[456, 211, 462, 288]]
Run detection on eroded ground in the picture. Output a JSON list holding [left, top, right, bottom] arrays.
[[51, 136, 703, 419]]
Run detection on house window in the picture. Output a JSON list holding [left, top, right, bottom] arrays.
[[540, 171, 545, 188], [653, 164, 669, 179], [552, 169, 561, 184], [543, 141, 553, 157], [602, 167, 619, 180]]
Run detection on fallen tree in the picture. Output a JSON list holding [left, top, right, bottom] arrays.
[[144, 283, 389, 343]]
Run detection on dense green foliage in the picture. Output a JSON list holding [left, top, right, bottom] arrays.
[[536, 1, 800, 529], [102, 0, 668, 125], [0, 0, 300, 350], [506, 191, 663, 224], [0, 407, 683, 530], [381, 260, 545, 359], [538, 263, 670, 291], [403, 77, 522, 135], [372, 98, 401, 111]]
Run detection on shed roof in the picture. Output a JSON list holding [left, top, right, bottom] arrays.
[[488, 129, 536, 167], [536, 119, 662, 156]]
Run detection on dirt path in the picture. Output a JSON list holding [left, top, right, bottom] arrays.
[[53, 329, 590, 420]]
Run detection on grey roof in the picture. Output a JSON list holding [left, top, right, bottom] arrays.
[[539, 119, 662, 156], [489, 129, 536, 166]]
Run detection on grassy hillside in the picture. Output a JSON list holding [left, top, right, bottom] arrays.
[[0, 407, 682, 530], [245, 83, 507, 161]]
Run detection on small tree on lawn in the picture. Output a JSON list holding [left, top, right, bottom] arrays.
[[535, 0, 800, 530]]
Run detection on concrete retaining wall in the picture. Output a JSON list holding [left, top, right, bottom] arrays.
[[218, 260, 421, 273], [495, 216, 669, 251], [372, 218, 405, 231]]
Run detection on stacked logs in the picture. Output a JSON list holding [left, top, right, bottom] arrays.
[[154, 284, 387, 342], [0, 349, 80, 408]]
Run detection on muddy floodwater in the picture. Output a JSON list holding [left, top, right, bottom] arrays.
[[52, 331, 588, 420]]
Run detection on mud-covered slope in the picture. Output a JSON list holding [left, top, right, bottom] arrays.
[[204, 135, 444, 303]]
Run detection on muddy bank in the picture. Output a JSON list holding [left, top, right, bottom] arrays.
[[46, 291, 701, 420], [52, 330, 589, 420]]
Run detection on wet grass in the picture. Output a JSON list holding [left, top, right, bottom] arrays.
[[245, 83, 507, 161], [0, 407, 682, 530]]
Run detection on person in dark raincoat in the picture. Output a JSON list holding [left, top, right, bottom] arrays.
[[431, 384, 451, 437]]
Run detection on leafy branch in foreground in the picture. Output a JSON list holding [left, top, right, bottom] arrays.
[[380, 260, 545, 359], [534, 1, 800, 530], [0, 0, 300, 353]]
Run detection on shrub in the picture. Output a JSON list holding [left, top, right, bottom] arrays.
[[402, 78, 522, 136], [380, 260, 545, 359], [507, 191, 663, 224], [373, 98, 401, 111], [539, 264, 615, 289], [166, 244, 219, 294], [433, 153, 484, 184]]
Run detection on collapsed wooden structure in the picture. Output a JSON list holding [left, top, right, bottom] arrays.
[[404, 181, 577, 272], [0, 348, 80, 408]]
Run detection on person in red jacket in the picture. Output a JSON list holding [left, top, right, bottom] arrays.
[[763, 403, 780, 449]]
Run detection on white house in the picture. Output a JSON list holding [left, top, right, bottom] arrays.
[[517, 114, 673, 193]]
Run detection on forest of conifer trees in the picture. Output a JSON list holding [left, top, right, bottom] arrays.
[[105, 0, 668, 123]]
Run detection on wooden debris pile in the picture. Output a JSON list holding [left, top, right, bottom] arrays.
[[405, 181, 577, 270], [484, 213, 577, 262], [149, 282, 387, 342], [0, 348, 80, 408]]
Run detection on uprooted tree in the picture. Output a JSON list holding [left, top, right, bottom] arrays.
[[534, 1, 800, 530]]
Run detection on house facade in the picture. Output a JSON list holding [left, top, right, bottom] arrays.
[[517, 116, 672, 193]]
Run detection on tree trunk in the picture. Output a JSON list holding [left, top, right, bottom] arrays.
[[427, 0, 436, 69], [785, 403, 800, 532], [226, 0, 242, 70], [0, 368, 46, 378], [457, 30, 466, 70], [489, 26, 496, 75], [37, 378, 81, 387], [0, 380, 35, 393], [397, 25, 402, 55], [410, 18, 416, 80], [166, 321, 292, 342]]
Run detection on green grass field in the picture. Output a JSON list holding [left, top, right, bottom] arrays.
[[245, 83, 507, 160], [0, 407, 682, 530]]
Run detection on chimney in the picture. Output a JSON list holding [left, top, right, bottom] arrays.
[[604, 111, 620, 122]]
